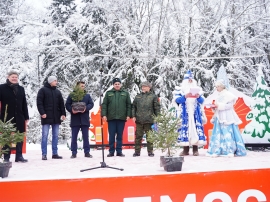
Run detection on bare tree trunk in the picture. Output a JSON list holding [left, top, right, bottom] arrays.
[[231, 0, 236, 55], [156, 0, 170, 55]]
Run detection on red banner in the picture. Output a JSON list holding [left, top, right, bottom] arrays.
[[1, 168, 269, 202]]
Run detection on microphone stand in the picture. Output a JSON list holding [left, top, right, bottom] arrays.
[[80, 68, 124, 172]]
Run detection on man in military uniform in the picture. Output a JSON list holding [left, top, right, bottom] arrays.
[[132, 81, 160, 157], [102, 78, 132, 157]]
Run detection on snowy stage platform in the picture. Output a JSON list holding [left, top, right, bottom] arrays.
[[0, 144, 270, 202]]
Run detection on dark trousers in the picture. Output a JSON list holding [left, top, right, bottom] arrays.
[[108, 120, 125, 154], [135, 123, 153, 153], [71, 125, 90, 155], [3, 141, 23, 160]]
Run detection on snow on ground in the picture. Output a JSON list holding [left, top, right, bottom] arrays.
[[1, 143, 270, 182]]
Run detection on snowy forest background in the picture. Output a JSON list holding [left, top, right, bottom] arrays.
[[1, 0, 270, 144]]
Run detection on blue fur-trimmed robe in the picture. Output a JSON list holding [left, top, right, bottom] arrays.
[[174, 93, 207, 146]]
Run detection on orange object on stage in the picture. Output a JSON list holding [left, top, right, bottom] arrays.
[[90, 108, 109, 145], [90, 108, 136, 147], [122, 119, 136, 144]]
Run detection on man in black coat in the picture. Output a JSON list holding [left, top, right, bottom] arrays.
[[37, 76, 66, 160], [65, 81, 94, 158], [0, 70, 29, 163]]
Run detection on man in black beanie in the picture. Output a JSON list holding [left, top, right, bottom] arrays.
[[0, 70, 29, 163], [101, 77, 131, 157]]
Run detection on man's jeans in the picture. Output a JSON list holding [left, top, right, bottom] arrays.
[[41, 124, 60, 155]]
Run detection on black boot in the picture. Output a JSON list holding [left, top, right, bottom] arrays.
[[193, 145, 199, 156], [52, 154, 63, 159], [133, 152, 140, 157], [180, 146, 189, 156], [15, 156, 28, 163]]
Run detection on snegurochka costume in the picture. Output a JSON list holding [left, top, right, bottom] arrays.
[[206, 79, 247, 157]]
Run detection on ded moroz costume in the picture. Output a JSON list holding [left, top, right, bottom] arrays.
[[172, 70, 207, 156]]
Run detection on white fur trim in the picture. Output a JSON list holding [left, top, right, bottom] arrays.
[[190, 135, 199, 145], [179, 142, 190, 146], [217, 103, 226, 110], [198, 140, 207, 145], [218, 89, 236, 104]]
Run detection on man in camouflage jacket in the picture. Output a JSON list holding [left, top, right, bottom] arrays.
[[132, 81, 160, 157]]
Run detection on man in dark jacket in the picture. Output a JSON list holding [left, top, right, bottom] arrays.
[[101, 78, 131, 157], [65, 81, 94, 158], [0, 70, 29, 163], [37, 76, 66, 160], [132, 81, 160, 157]]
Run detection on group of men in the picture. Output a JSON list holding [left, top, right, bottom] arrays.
[[0, 70, 162, 162], [101, 78, 160, 157], [35, 77, 95, 160]]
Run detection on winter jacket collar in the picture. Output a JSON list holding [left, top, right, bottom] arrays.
[[44, 82, 56, 90], [6, 79, 19, 95], [110, 87, 125, 92], [141, 91, 152, 95]]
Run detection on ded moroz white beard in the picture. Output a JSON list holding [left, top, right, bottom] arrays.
[[181, 79, 199, 95]]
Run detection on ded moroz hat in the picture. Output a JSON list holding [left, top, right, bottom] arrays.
[[184, 70, 193, 79]]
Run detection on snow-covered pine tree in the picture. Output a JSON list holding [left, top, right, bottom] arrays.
[[189, 2, 229, 97], [78, 0, 108, 99], [103, 3, 145, 99], [153, 28, 179, 108], [50, 0, 76, 27], [42, 0, 83, 96], [226, 0, 269, 96], [0, 0, 25, 81], [27, 110, 42, 144], [243, 67, 270, 142], [59, 115, 70, 144]]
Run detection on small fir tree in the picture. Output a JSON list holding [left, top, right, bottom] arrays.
[[70, 85, 86, 102], [0, 105, 25, 162], [147, 109, 180, 157]]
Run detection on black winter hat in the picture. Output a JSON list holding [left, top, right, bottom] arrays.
[[112, 78, 121, 84]]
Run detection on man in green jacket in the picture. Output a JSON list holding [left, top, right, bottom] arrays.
[[101, 78, 131, 157], [132, 81, 160, 157]]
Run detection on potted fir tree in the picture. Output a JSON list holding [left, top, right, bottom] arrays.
[[0, 105, 25, 178], [70, 85, 86, 113], [148, 109, 184, 172]]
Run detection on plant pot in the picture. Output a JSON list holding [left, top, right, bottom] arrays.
[[160, 156, 184, 172], [160, 156, 165, 167], [72, 102, 86, 113], [0, 161, 12, 178]]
